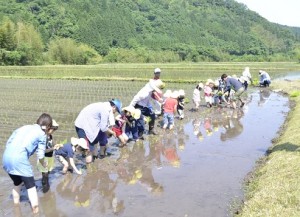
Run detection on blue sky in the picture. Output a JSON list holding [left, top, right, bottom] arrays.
[[235, 0, 300, 27]]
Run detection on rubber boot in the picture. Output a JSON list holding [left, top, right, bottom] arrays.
[[148, 121, 158, 135], [99, 145, 106, 159], [42, 172, 50, 193]]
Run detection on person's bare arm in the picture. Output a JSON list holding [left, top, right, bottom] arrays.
[[69, 158, 82, 175]]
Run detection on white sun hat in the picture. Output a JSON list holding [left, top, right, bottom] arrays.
[[71, 137, 89, 150]]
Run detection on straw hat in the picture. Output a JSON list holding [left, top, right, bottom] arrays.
[[122, 106, 141, 119], [132, 109, 141, 120], [154, 79, 164, 89], [71, 137, 89, 149], [206, 79, 214, 86]]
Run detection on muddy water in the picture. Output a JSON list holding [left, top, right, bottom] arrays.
[[0, 89, 289, 217]]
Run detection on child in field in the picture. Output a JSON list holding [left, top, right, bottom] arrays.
[[162, 90, 178, 130], [177, 89, 185, 120], [193, 83, 203, 111], [112, 112, 129, 147], [215, 78, 228, 105], [55, 137, 89, 175], [204, 79, 215, 108], [123, 106, 142, 142], [37, 119, 59, 193], [113, 106, 142, 144]]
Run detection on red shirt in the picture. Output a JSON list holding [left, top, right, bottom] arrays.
[[163, 98, 177, 113]]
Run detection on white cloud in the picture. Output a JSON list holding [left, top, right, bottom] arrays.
[[235, 0, 300, 27]]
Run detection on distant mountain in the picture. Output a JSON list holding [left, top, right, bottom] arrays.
[[0, 0, 299, 64]]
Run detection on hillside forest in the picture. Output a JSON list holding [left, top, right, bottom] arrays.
[[0, 0, 300, 65]]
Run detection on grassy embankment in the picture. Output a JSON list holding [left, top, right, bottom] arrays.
[[237, 80, 300, 217]]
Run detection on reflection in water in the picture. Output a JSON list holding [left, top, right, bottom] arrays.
[[162, 135, 180, 168], [258, 89, 271, 106], [204, 117, 213, 136], [220, 110, 244, 141], [191, 108, 245, 142], [97, 170, 124, 215]]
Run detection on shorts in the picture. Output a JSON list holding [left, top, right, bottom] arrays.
[[75, 127, 108, 152], [112, 126, 123, 137], [233, 87, 245, 101], [8, 174, 35, 189]]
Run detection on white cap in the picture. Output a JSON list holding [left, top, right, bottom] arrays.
[[154, 68, 161, 74]]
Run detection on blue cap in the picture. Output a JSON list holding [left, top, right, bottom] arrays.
[[111, 99, 122, 114]]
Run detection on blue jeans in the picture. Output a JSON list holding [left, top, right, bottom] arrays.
[[125, 120, 139, 140], [163, 112, 175, 126]]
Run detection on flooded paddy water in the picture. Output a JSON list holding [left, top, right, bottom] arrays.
[[0, 79, 291, 217]]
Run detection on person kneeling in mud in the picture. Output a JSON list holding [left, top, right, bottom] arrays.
[[55, 137, 89, 175], [123, 106, 142, 142], [112, 106, 142, 144]]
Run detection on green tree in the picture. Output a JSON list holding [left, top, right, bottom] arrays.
[[15, 22, 44, 65], [0, 18, 16, 51]]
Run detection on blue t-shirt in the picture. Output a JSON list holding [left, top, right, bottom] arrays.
[[55, 143, 74, 158], [2, 124, 47, 177]]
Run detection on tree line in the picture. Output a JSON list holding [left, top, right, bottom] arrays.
[[0, 0, 299, 65]]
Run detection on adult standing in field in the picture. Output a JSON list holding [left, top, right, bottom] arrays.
[[221, 74, 246, 109], [75, 99, 122, 162], [151, 68, 164, 116], [130, 79, 165, 135], [2, 113, 53, 214], [259, 70, 271, 87]]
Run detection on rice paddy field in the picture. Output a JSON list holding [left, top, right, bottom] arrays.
[[0, 62, 299, 82], [0, 62, 299, 143], [0, 79, 195, 144], [0, 62, 300, 216]]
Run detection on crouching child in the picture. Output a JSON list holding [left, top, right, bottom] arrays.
[[122, 106, 142, 142], [112, 110, 130, 147], [177, 89, 185, 120], [55, 137, 89, 175]]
